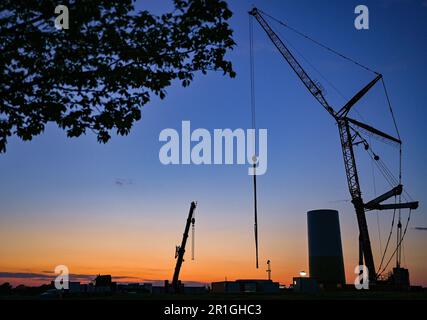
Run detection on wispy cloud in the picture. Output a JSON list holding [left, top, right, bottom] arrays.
[[114, 178, 133, 186], [0, 272, 95, 281], [0, 271, 143, 283], [0, 272, 52, 279], [0, 272, 206, 288]]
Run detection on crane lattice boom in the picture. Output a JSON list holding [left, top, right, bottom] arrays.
[[249, 7, 418, 282]]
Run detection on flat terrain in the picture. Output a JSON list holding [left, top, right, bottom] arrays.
[[2, 291, 427, 300]]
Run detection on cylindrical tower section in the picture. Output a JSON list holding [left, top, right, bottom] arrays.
[[307, 209, 345, 287]]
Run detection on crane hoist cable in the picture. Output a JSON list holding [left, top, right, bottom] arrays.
[[273, 26, 346, 103], [191, 209, 195, 260], [370, 143, 383, 256], [357, 78, 415, 275], [378, 208, 413, 276], [356, 131, 406, 276], [249, 14, 259, 269], [382, 78, 406, 269], [377, 197, 397, 274], [258, 8, 379, 75], [354, 130, 401, 275]]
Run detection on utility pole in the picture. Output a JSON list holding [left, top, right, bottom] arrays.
[[266, 260, 271, 281]]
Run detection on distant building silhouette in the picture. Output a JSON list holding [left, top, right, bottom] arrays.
[[94, 274, 116, 293], [211, 279, 279, 294]]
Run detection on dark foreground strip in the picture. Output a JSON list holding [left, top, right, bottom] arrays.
[[0, 299, 424, 319]]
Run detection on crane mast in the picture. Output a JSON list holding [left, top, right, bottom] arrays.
[[249, 8, 418, 282], [337, 118, 375, 273]]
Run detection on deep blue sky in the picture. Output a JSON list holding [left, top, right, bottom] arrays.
[[1, 0, 426, 285]]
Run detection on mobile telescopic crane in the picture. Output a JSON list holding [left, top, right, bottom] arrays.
[[249, 8, 418, 282], [171, 201, 196, 293]]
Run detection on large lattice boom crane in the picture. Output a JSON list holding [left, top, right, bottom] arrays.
[[249, 7, 418, 282]]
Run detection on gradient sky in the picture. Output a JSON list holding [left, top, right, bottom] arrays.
[[1, 0, 426, 287]]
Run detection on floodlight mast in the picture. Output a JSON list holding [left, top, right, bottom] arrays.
[[249, 7, 418, 282]]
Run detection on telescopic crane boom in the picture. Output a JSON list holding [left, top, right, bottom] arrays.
[[172, 201, 196, 293], [249, 8, 418, 282]]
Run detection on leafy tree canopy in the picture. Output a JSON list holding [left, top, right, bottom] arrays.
[[0, 0, 236, 153]]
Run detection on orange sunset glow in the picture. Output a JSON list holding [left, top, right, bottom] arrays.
[[1, 0, 427, 300]]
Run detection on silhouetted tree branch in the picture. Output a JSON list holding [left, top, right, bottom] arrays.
[[0, 0, 236, 152]]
